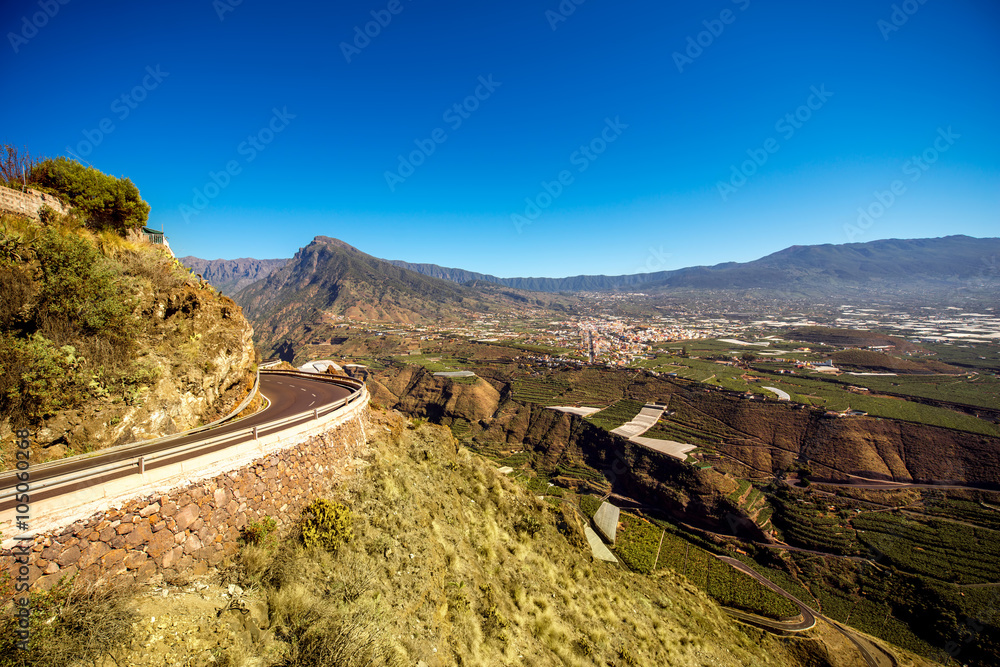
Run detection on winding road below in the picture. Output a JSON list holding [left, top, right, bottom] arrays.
[[717, 555, 897, 667]]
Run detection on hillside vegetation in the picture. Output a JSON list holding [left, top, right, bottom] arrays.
[[0, 202, 255, 466], [4, 409, 867, 667]]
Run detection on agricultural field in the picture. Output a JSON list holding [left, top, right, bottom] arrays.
[[730, 556, 818, 607], [554, 461, 606, 485], [919, 493, 1000, 532], [706, 559, 799, 619], [586, 399, 645, 431], [645, 400, 749, 448], [768, 487, 860, 555], [505, 341, 575, 356], [852, 512, 1000, 585], [511, 376, 569, 405], [743, 484, 1000, 664], [921, 342, 1000, 373], [578, 494, 602, 519], [612, 513, 799, 619], [613, 513, 663, 574], [750, 371, 1000, 436], [822, 371, 1000, 412], [557, 368, 631, 406], [636, 338, 1000, 436], [392, 353, 468, 373], [728, 480, 751, 503]]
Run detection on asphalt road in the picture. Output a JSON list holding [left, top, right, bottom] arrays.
[[717, 556, 896, 667], [716, 556, 817, 632], [0, 374, 353, 513]]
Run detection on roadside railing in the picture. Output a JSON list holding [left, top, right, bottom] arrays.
[[0, 372, 366, 521]]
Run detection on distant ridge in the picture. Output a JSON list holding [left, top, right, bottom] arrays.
[[189, 235, 1000, 297], [179, 256, 288, 294], [387, 259, 661, 292], [233, 236, 575, 355], [392, 235, 1000, 293]]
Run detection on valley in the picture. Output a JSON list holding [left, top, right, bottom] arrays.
[[211, 233, 1000, 666]]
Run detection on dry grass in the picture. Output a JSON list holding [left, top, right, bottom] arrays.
[[0, 577, 138, 667], [222, 411, 809, 667]]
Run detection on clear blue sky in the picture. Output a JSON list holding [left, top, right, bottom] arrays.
[[2, 0, 998, 277]]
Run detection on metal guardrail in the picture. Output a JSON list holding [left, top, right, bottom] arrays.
[[197, 367, 261, 431], [0, 372, 365, 508]]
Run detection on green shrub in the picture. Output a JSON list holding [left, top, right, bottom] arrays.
[[300, 499, 354, 552], [0, 332, 83, 423], [514, 515, 543, 538], [29, 157, 149, 234], [33, 229, 138, 346], [240, 516, 278, 549]]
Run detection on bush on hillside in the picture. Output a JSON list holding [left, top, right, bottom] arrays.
[[0, 224, 146, 426], [300, 499, 354, 552], [32, 229, 138, 347], [0, 333, 85, 423], [0, 576, 137, 667], [29, 157, 150, 234], [0, 143, 37, 190]]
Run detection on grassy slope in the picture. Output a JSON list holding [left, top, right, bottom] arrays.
[[220, 411, 807, 667]]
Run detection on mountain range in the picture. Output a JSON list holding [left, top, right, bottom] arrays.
[[233, 236, 576, 355], [185, 235, 1000, 298], [390, 235, 1000, 293], [178, 256, 288, 294]]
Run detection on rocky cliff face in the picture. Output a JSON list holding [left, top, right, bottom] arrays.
[[178, 257, 288, 294], [29, 285, 257, 460], [366, 366, 760, 536], [661, 389, 1000, 487], [365, 362, 1000, 542], [0, 218, 258, 466]]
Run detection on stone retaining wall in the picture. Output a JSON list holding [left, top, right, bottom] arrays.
[[0, 184, 70, 220], [12, 415, 368, 591]]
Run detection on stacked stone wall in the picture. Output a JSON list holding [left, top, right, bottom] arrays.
[[0, 184, 70, 220], [11, 415, 367, 590]]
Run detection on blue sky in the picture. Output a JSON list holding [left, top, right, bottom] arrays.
[[2, 0, 998, 277]]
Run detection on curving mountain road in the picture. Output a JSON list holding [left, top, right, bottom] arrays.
[[717, 555, 897, 667], [0, 373, 355, 514], [716, 556, 817, 632]]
